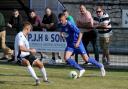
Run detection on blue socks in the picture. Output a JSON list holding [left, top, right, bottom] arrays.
[[66, 57, 102, 70], [88, 57, 102, 68], [66, 58, 83, 70]]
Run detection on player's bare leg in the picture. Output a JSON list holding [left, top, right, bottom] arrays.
[[22, 59, 40, 85], [33, 59, 49, 83]]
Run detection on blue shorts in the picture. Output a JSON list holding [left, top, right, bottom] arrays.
[[65, 43, 87, 55]]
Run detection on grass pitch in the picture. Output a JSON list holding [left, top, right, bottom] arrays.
[[0, 62, 128, 89]]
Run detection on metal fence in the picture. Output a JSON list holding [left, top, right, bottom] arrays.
[[60, 0, 128, 67], [2, 0, 128, 67]]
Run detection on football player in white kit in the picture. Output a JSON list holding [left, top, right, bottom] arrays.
[[14, 21, 49, 85]]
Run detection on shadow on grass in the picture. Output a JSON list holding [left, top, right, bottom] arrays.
[[45, 64, 128, 72], [0, 81, 6, 84], [0, 61, 20, 66], [0, 60, 128, 72], [0, 73, 30, 77], [0, 80, 33, 86]]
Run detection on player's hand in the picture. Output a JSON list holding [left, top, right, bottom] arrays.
[[75, 42, 80, 48], [30, 48, 36, 55]]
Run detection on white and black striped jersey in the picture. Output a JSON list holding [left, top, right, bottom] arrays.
[[94, 12, 112, 37]]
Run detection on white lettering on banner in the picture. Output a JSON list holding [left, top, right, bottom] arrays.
[[122, 10, 128, 27], [28, 32, 67, 52]]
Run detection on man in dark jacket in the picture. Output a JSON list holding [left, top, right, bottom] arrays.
[[7, 9, 23, 33], [28, 10, 43, 31], [42, 7, 61, 63], [42, 8, 58, 32]]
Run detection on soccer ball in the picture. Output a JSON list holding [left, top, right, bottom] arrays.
[[69, 71, 78, 79]]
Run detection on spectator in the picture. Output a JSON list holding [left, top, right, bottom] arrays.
[[42, 7, 58, 31], [77, 4, 99, 62], [7, 9, 23, 62], [0, 12, 13, 60], [93, 6, 112, 65], [28, 9, 43, 31], [28, 10, 48, 60], [63, 9, 76, 25], [42, 7, 61, 64], [7, 9, 23, 33]]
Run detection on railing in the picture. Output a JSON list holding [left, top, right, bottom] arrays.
[[1, 0, 128, 67]]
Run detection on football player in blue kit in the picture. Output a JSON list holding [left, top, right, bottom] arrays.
[[58, 13, 106, 78]]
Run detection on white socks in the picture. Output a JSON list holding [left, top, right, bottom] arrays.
[[27, 65, 48, 81], [27, 65, 38, 80], [40, 67, 48, 81]]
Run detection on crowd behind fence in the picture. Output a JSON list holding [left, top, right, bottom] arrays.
[[0, 0, 128, 67]]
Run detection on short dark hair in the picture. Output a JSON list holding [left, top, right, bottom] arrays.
[[23, 21, 32, 28], [29, 9, 35, 13], [80, 4, 85, 7], [14, 9, 19, 12], [96, 5, 104, 11], [45, 7, 52, 11], [63, 9, 67, 13], [58, 13, 65, 18]]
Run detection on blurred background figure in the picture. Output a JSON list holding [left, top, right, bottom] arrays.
[[77, 4, 99, 63], [28, 9, 48, 61], [28, 9, 43, 31], [94, 5, 112, 65], [63, 9, 75, 25], [42, 7, 62, 64], [7, 9, 23, 33], [0, 12, 13, 61]]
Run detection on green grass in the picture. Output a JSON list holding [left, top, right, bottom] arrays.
[[0, 63, 128, 89]]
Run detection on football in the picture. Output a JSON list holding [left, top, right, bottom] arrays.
[[69, 71, 78, 79]]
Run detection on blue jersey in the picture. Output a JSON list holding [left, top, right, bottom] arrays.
[[60, 21, 81, 47]]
